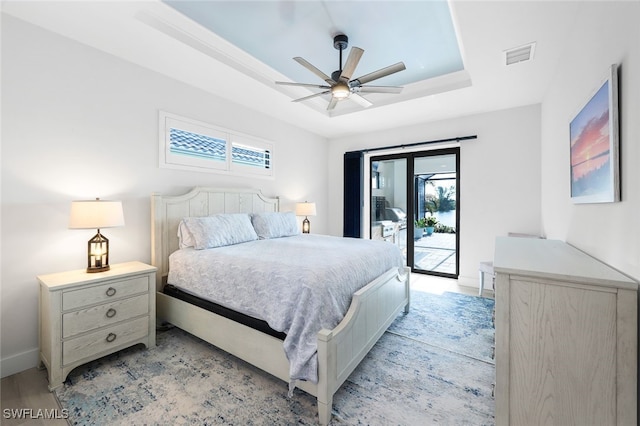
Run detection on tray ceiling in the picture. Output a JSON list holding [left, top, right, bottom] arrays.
[[2, 0, 582, 138]]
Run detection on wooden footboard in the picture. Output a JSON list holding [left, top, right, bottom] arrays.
[[316, 265, 411, 424]]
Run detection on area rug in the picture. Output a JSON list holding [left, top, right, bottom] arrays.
[[55, 291, 495, 425], [388, 290, 496, 363]]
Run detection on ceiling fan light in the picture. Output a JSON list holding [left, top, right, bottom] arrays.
[[331, 82, 351, 99]]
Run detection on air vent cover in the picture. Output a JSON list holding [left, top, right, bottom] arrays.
[[504, 42, 536, 66]]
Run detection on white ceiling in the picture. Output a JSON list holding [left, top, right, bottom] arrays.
[[1, 1, 581, 139]]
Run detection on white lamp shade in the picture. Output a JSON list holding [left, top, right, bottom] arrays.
[[69, 200, 125, 229], [295, 202, 317, 217]]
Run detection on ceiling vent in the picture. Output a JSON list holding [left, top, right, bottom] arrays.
[[504, 42, 536, 66]]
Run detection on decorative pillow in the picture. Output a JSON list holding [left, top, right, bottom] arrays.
[[181, 214, 258, 250], [251, 211, 300, 239]]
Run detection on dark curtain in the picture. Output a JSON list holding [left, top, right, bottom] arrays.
[[343, 151, 364, 238]]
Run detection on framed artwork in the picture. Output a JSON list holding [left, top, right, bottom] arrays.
[[569, 64, 620, 203]]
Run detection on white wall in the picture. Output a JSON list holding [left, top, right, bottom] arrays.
[[0, 15, 328, 377], [328, 104, 542, 287], [540, 1, 640, 281]]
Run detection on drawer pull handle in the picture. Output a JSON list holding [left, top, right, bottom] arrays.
[[106, 333, 117, 343], [106, 308, 117, 318], [105, 287, 116, 297]]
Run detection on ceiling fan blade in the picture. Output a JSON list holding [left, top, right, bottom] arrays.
[[339, 47, 364, 82], [276, 81, 331, 89], [327, 97, 339, 111], [353, 62, 406, 85], [292, 90, 331, 103], [349, 93, 373, 108], [358, 85, 404, 94], [294, 57, 335, 85]]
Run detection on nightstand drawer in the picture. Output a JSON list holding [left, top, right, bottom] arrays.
[[39, 261, 156, 390], [63, 316, 149, 365], [63, 276, 149, 310], [62, 294, 149, 338]]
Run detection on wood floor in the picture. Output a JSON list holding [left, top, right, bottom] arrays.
[[1, 273, 491, 424], [1, 367, 68, 426]]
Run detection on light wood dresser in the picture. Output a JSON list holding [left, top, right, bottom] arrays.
[[38, 261, 157, 391], [493, 237, 637, 426]]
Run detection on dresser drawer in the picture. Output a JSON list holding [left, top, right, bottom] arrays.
[[62, 294, 149, 338], [63, 276, 149, 310], [62, 316, 149, 365]]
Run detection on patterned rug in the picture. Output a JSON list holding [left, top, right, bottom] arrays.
[[55, 291, 495, 425], [387, 290, 496, 363]]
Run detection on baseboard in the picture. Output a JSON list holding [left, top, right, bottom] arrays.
[[457, 275, 495, 297], [457, 275, 479, 289], [1, 348, 39, 379]]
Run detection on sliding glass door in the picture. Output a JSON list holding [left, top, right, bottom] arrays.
[[370, 148, 459, 278], [413, 151, 459, 277]]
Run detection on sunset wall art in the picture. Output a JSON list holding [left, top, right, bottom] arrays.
[[569, 64, 619, 203]]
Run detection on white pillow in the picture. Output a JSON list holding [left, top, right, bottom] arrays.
[[177, 220, 195, 249], [251, 211, 300, 239], [181, 214, 258, 250]]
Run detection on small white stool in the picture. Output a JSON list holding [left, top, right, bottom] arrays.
[[479, 261, 495, 296]]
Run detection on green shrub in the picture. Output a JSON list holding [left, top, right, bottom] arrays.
[[434, 223, 456, 234]]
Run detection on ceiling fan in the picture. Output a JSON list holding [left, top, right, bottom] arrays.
[[276, 34, 406, 111]]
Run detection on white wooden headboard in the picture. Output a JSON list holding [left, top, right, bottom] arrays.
[[151, 187, 279, 291]]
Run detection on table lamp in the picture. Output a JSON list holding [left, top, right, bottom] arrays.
[[295, 201, 316, 234], [69, 198, 125, 273]]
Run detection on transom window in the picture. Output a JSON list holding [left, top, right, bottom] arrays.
[[159, 111, 274, 178]]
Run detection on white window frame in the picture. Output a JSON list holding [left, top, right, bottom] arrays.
[[159, 111, 274, 179]]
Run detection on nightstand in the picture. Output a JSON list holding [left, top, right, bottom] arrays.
[[38, 261, 157, 391]]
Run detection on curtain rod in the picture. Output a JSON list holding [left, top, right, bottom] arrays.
[[361, 135, 477, 153]]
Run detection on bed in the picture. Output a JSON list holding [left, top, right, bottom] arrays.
[[151, 187, 411, 424]]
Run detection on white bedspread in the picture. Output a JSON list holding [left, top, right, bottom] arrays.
[[167, 234, 404, 384]]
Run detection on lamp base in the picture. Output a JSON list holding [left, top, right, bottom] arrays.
[[87, 265, 110, 273]]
